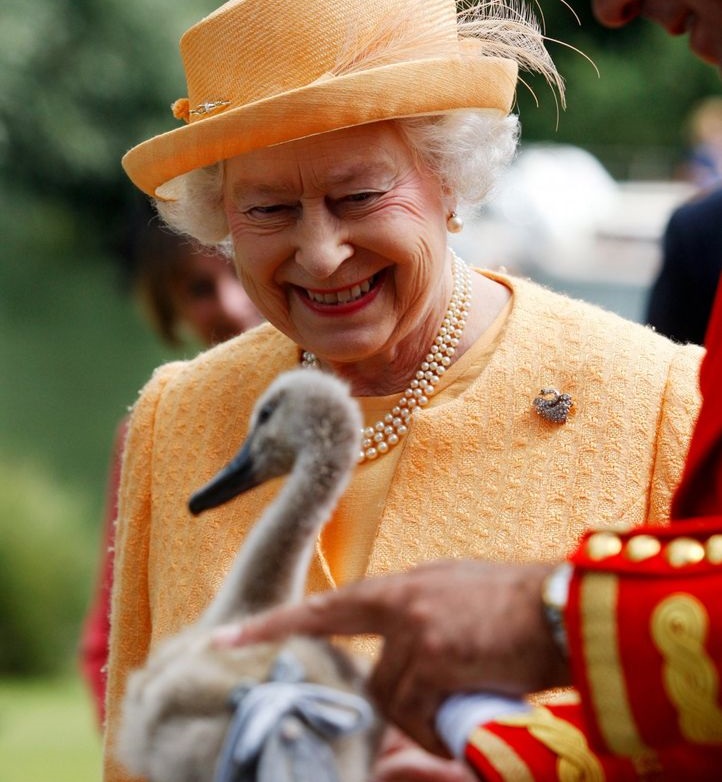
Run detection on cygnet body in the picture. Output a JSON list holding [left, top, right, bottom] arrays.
[[116, 369, 379, 782]]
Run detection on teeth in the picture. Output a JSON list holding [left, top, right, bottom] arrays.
[[307, 276, 374, 305]]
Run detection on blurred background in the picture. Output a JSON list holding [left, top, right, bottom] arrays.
[[0, 0, 719, 778]]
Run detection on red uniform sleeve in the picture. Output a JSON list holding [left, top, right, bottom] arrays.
[[672, 275, 722, 519], [464, 700, 640, 781], [464, 521, 722, 782], [566, 520, 722, 769], [464, 696, 722, 781]]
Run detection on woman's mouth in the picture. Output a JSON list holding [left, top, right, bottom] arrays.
[[298, 272, 383, 313]]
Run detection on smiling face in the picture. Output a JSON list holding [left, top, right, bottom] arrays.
[[222, 121, 454, 391]]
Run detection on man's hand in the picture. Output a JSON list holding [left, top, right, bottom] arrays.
[[213, 558, 570, 753]]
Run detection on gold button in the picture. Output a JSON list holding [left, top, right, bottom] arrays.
[[586, 532, 623, 560], [625, 535, 661, 562], [706, 535, 722, 564], [666, 537, 705, 568]]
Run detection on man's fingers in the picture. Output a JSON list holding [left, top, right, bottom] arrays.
[[213, 580, 394, 647]]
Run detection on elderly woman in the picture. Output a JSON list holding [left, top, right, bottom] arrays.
[[105, 0, 703, 779]]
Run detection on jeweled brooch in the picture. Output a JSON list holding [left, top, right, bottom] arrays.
[[533, 388, 573, 424]]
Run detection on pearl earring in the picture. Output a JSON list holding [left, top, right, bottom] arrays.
[[447, 211, 464, 233]]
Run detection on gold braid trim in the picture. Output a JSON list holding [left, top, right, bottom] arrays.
[[467, 726, 535, 782], [651, 593, 722, 743], [499, 706, 605, 782], [579, 573, 650, 756]]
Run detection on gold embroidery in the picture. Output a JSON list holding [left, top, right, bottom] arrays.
[[579, 574, 650, 756], [631, 751, 663, 778], [500, 706, 604, 781], [651, 593, 722, 743], [467, 726, 535, 782]]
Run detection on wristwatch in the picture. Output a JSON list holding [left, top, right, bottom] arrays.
[[541, 562, 573, 657]]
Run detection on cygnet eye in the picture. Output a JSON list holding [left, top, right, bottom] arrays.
[[257, 402, 275, 425]]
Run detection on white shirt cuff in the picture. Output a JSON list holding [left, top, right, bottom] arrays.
[[435, 693, 532, 758]]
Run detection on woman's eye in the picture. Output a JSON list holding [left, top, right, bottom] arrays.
[[186, 280, 215, 299], [344, 192, 376, 203], [247, 204, 289, 217]]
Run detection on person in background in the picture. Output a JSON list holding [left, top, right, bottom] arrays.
[[646, 187, 722, 345], [219, 0, 722, 778], [79, 215, 262, 728], [105, 1, 703, 780], [593, 0, 722, 65], [646, 94, 722, 345], [681, 96, 722, 191], [129, 215, 263, 348]]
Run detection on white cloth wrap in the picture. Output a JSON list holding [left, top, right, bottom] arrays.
[[213, 653, 374, 782]]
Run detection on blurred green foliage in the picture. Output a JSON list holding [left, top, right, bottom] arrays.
[[514, 4, 721, 176], [0, 187, 177, 676], [0, 187, 173, 506], [0, 455, 93, 674], [0, 0, 218, 246], [0, 676, 102, 780]]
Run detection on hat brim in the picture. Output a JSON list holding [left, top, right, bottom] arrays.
[[122, 55, 518, 198]]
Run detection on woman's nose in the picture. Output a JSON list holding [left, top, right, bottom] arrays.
[[294, 204, 353, 278]]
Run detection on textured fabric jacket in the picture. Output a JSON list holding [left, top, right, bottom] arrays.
[[103, 273, 703, 781]]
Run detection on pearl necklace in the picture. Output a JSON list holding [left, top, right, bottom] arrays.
[[301, 253, 472, 463]]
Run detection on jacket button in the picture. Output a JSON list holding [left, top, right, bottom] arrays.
[[666, 537, 705, 567], [586, 531, 622, 560], [625, 535, 661, 562]]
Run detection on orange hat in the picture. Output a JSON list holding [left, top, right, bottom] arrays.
[[122, 0, 523, 198]]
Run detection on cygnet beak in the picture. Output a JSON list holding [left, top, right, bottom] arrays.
[[188, 441, 261, 515]]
